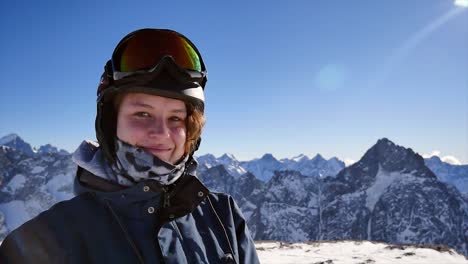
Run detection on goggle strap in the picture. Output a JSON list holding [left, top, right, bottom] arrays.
[[97, 60, 114, 96], [105, 60, 114, 82], [112, 56, 205, 88]]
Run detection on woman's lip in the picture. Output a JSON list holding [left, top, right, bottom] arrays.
[[144, 147, 171, 152]]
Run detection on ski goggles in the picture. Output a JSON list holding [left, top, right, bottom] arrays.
[[110, 28, 206, 81]]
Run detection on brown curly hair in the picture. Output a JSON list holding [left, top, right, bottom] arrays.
[[184, 103, 205, 154]]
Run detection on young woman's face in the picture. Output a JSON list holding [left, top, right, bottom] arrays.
[[116, 93, 187, 164]]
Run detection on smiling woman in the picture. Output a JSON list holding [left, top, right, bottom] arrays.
[[0, 28, 259, 264]]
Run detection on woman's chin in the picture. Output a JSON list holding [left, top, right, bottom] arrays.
[[145, 150, 171, 163]]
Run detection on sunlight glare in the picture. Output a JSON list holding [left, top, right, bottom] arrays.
[[454, 0, 468, 7]]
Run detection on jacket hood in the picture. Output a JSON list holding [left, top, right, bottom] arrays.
[[72, 140, 116, 181]]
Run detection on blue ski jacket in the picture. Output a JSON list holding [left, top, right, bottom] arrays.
[[0, 166, 260, 263]]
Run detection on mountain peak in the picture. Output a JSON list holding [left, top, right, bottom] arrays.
[[311, 154, 326, 162], [426, 155, 442, 163], [376, 137, 395, 147], [37, 144, 69, 155], [328, 157, 346, 168], [359, 138, 435, 178], [0, 133, 21, 145], [0, 133, 35, 156], [364, 138, 401, 160], [219, 153, 237, 161], [292, 154, 309, 162], [261, 153, 277, 161], [197, 153, 216, 159]]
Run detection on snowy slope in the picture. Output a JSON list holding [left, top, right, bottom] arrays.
[[255, 240, 468, 264], [0, 141, 75, 237]]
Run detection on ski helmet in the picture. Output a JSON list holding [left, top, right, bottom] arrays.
[[95, 28, 208, 163]]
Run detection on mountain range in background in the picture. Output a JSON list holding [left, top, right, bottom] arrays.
[[197, 152, 345, 181], [0, 134, 69, 156], [0, 133, 467, 256]]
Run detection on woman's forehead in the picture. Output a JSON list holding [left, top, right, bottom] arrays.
[[121, 93, 187, 110]]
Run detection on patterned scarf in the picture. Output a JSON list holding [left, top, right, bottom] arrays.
[[111, 138, 188, 186]]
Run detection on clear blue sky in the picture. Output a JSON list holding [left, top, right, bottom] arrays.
[[1, 0, 467, 164]]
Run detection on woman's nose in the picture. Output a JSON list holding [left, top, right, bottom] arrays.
[[147, 119, 169, 138]]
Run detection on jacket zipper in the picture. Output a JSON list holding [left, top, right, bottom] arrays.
[[206, 196, 238, 264], [103, 199, 145, 264]]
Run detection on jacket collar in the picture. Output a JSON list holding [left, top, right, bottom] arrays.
[[74, 166, 210, 221]]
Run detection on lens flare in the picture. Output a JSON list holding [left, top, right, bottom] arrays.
[[369, 6, 466, 91], [454, 0, 468, 7]]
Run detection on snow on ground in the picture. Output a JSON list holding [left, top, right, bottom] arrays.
[[0, 239, 465, 262], [0, 200, 31, 231], [3, 174, 26, 194], [31, 166, 46, 174], [255, 240, 468, 264], [45, 173, 74, 201], [0, 196, 52, 232]]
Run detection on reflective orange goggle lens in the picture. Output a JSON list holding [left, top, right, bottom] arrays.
[[111, 29, 203, 73]]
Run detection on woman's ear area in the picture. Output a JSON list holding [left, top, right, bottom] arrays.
[[184, 103, 205, 155]]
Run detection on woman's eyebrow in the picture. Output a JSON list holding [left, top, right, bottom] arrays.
[[129, 101, 153, 109], [170, 109, 187, 114], [129, 101, 186, 114]]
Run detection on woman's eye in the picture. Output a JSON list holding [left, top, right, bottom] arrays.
[[170, 116, 183, 122], [134, 112, 150, 118]]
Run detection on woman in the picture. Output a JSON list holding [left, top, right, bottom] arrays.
[[0, 28, 260, 264]]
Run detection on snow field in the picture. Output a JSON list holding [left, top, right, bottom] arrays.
[[255, 240, 468, 264], [3, 174, 26, 194]]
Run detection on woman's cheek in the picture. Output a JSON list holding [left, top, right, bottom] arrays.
[[171, 126, 187, 142], [173, 126, 186, 136]]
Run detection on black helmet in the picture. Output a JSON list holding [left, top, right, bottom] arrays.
[[95, 28, 207, 163]]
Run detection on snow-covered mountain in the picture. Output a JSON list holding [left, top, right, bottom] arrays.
[[37, 144, 69, 155], [319, 138, 467, 255], [425, 155, 468, 194], [240, 154, 285, 182], [281, 153, 345, 178], [0, 137, 75, 238], [1, 134, 467, 257], [197, 152, 345, 181], [201, 138, 468, 256], [0, 134, 35, 156], [0, 134, 69, 156], [197, 153, 247, 177], [248, 170, 321, 241], [198, 167, 264, 220]]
